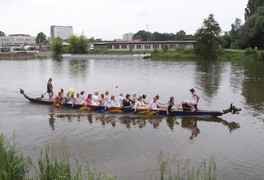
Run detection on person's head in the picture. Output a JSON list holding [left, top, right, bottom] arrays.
[[142, 94, 146, 99], [80, 91, 84, 95], [94, 91, 98, 95], [88, 94, 92, 98], [60, 88, 64, 93], [76, 93, 80, 97], [48, 78, 52, 82], [132, 92, 136, 97], [105, 90, 109, 96], [119, 93, 123, 97], [101, 94, 105, 98], [170, 96, 174, 102], [190, 88, 195, 93], [153, 96, 158, 102], [111, 95, 115, 100], [155, 94, 160, 99], [126, 94, 130, 99], [138, 96, 143, 101]]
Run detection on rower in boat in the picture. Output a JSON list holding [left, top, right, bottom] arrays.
[[122, 94, 132, 108], [148, 96, 160, 110], [186, 88, 200, 112], [106, 95, 119, 108], [47, 78, 53, 101], [117, 93, 124, 107], [85, 94, 93, 106], [166, 96, 181, 115], [134, 96, 146, 112], [98, 94, 108, 106]]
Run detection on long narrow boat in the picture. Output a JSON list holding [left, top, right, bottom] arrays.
[[20, 89, 241, 117]]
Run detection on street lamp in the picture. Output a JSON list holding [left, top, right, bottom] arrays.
[[146, 24, 151, 32]]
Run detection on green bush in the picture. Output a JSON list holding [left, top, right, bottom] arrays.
[[0, 135, 31, 180]]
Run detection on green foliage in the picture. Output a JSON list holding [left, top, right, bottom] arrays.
[[0, 135, 31, 180], [145, 151, 217, 180], [195, 14, 222, 59], [175, 30, 187, 40], [245, 0, 264, 19], [51, 37, 63, 55], [133, 30, 194, 41], [36, 32, 47, 45], [67, 35, 89, 54], [0, 31, 5, 36]]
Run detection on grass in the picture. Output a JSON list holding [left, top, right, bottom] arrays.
[[0, 134, 31, 180], [144, 151, 217, 180], [1, 134, 217, 180]]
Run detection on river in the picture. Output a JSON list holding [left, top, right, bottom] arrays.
[[0, 57, 263, 180]]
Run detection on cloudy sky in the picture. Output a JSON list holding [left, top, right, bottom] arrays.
[[1, 0, 248, 40]]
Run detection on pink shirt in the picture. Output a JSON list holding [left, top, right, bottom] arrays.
[[86, 98, 92, 106], [148, 100, 159, 110]]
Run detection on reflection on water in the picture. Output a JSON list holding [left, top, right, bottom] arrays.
[[49, 113, 240, 138], [195, 60, 224, 101]]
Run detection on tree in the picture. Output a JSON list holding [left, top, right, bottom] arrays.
[[36, 32, 47, 47], [133, 30, 152, 41], [245, 0, 264, 19], [243, 6, 264, 49], [51, 37, 63, 55], [67, 35, 88, 54], [0, 31, 5, 36], [175, 30, 187, 40], [195, 14, 222, 59]]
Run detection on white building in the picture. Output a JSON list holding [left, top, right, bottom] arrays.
[[50, 25, 73, 41], [0, 34, 36, 47], [123, 33, 134, 41]]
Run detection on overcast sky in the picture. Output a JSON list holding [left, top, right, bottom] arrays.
[[1, 0, 248, 40]]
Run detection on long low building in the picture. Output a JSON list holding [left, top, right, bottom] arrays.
[[92, 40, 195, 51], [0, 34, 36, 47]]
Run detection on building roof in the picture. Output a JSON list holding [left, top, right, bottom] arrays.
[[93, 40, 196, 45]]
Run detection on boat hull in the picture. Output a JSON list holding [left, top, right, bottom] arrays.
[[27, 98, 223, 117]]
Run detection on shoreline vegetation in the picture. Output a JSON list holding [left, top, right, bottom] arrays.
[[1, 49, 263, 61], [0, 134, 217, 180], [87, 48, 264, 61]]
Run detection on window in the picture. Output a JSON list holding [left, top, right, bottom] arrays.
[[107, 45, 112, 49], [136, 44, 141, 49], [145, 44, 151, 49], [114, 45, 120, 49], [121, 45, 127, 49], [153, 44, 159, 49], [129, 45, 135, 49], [169, 44, 176, 49]]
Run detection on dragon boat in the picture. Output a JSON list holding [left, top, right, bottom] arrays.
[[20, 89, 241, 117]]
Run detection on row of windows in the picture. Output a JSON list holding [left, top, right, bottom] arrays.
[[106, 44, 190, 50], [0, 39, 34, 42]]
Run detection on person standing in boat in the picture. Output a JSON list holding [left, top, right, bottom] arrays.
[[187, 88, 200, 111], [47, 78, 53, 101]]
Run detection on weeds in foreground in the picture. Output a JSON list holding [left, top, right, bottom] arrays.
[[1, 134, 217, 180], [0, 134, 31, 180], [145, 151, 217, 180]]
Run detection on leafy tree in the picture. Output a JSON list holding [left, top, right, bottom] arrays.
[[67, 35, 88, 54], [0, 31, 5, 36], [36, 32, 47, 47], [133, 30, 152, 41], [51, 37, 63, 55], [175, 30, 187, 40], [195, 14, 222, 59], [220, 31, 232, 49], [243, 6, 264, 49], [245, 0, 264, 19]]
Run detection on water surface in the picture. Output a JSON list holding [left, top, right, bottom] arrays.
[[0, 58, 263, 180]]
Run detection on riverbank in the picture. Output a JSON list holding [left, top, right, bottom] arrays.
[[151, 49, 264, 61], [0, 51, 52, 60]]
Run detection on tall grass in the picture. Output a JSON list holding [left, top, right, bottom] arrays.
[[0, 134, 31, 180], [36, 142, 116, 180], [144, 151, 217, 180]]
